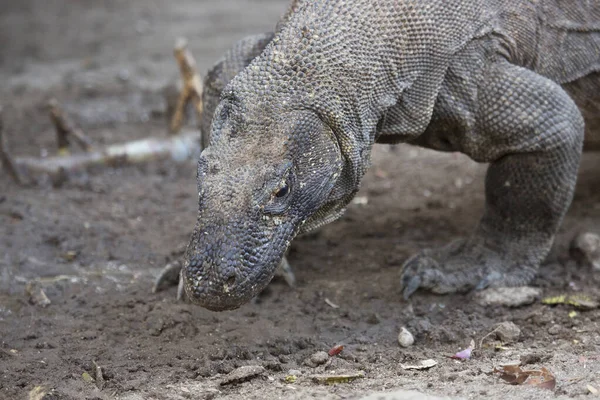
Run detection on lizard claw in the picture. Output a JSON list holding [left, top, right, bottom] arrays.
[[475, 271, 502, 290], [152, 260, 183, 294], [177, 270, 186, 301], [402, 275, 421, 299], [274, 256, 296, 287]]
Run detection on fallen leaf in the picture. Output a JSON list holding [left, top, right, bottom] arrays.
[[81, 372, 94, 383], [311, 371, 365, 385], [542, 294, 599, 309], [495, 364, 529, 385], [494, 365, 556, 390], [328, 344, 344, 357], [449, 339, 475, 360], [527, 367, 556, 390], [400, 359, 438, 370]]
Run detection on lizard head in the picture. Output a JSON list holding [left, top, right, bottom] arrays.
[[182, 100, 344, 311]]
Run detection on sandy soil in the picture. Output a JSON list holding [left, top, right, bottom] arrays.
[[1, 1, 599, 399]]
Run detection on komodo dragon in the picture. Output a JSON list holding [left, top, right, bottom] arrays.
[[158, 0, 600, 311]]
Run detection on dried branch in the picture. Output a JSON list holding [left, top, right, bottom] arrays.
[[48, 98, 94, 153], [170, 38, 204, 136], [0, 107, 23, 184], [13, 130, 200, 184]]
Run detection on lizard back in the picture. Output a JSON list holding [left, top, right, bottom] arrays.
[[535, 0, 600, 84]]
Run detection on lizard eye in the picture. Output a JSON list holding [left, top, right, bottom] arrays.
[[264, 171, 293, 215], [275, 183, 289, 198]]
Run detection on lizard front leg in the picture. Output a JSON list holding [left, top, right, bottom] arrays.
[[401, 61, 584, 298]]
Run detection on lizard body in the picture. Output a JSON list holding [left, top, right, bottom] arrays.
[[178, 0, 599, 310]]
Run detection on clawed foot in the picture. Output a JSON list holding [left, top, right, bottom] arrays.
[[400, 239, 538, 299], [152, 260, 186, 300], [152, 256, 296, 301]]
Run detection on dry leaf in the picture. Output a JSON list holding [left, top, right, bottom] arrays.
[[328, 344, 344, 357], [311, 371, 365, 385], [401, 359, 438, 370], [449, 339, 475, 360], [494, 365, 556, 390], [542, 294, 599, 309]]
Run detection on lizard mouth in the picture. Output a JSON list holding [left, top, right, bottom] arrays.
[[182, 248, 285, 311]]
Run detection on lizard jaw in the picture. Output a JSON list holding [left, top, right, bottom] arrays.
[[182, 235, 288, 311]]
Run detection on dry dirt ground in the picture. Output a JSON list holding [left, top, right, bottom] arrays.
[[1, 1, 600, 399]]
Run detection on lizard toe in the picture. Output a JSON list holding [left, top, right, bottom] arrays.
[[400, 252, 446, 297]]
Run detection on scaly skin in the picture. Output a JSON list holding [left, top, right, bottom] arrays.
[[174, 0, 599, 311]]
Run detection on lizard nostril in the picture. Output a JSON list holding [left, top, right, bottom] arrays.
[[225, 275, 236, 287]]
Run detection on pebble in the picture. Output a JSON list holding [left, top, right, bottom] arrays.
[[25, 281, 51, 307], [288, 369, 301, 376], [398, 327, 415, 347], [570, 232, 600, 271], [494, 321, 521, 344], [305, 351, 329, 367], [520, 352, 550, 365], [475, 287, 542, 307], [219, 365, 265, 386], [548, 324, 561, 335]]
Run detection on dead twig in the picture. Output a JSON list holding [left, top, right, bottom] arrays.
[[170, 38, 204, 139], [0, 107, 23, 184], [48, 99, 94, 153], [12, 130, 200, 183]]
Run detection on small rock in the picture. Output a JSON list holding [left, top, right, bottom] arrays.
[[494, 321, 521, 344], [351, 196, 369, 206], [25, 281, 51, 307], [475, 287, 542, 307], [305, 351, 329, 367], [548, 324, 561, 335], [219, 365, 265, 386], [410, 318, 433, 334], [366, 313, 381, 324], [288, 369, 301, 376], [570, 232, 600, 271], [117, 69, 130, 82], [520, 352, 550, 365], [398, 327, 415, 348]]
